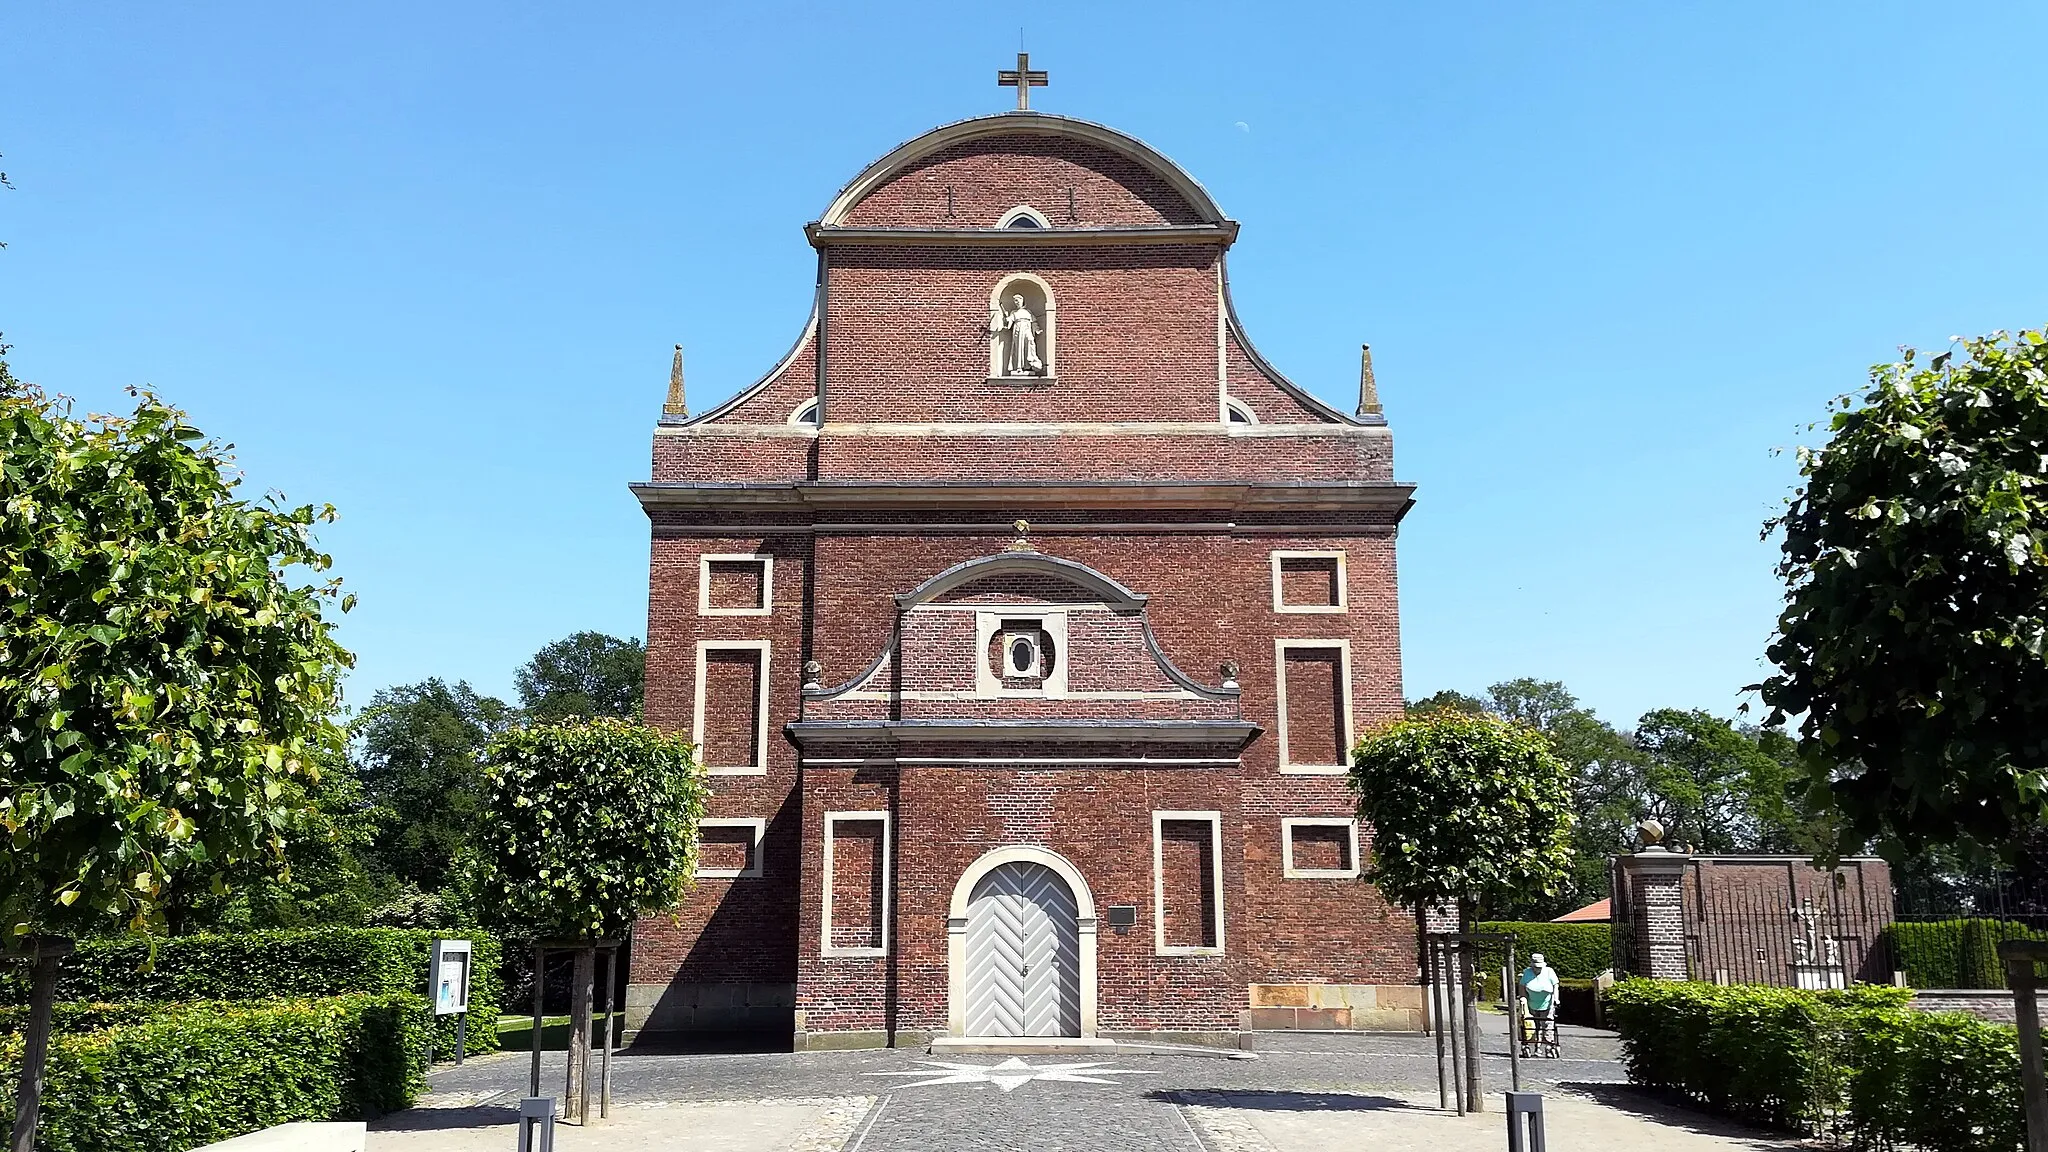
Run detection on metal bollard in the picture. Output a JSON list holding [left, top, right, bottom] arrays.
[[517, 1096, 555, 1152], [1505, 1091, 1545, 1152]]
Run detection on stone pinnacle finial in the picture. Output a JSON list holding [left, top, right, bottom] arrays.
[[1356, 343, 1382, 418], [1007, 519, 1032, 552], [663, 344, 688, 417]]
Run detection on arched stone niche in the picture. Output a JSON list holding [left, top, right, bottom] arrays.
[[988, 273, 1056, 381]]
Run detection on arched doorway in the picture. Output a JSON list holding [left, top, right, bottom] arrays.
[[947, 846, 1098, 1038]]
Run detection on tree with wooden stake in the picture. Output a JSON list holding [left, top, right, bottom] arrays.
[[0, 356, 353, 1152], [477, 718, 706, 1122], [1349, 711, 1575, 1114]]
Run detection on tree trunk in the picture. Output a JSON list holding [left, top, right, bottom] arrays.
[[564, 945, 594, 1122], [10, 939, 70, 1152], [1459, 910, 1484, 1113]]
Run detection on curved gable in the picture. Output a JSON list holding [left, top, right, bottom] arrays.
[[823, 113, 1224, 229]]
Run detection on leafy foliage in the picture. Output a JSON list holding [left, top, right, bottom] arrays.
[[1761, 328, 2048, 855], [0, 378, 352, 945], [1406, 679, 1830, 916], [0, 993, 429, 1151], [0, 925, 503, 1058], [350, 678, 514, 918], [514, 632, 645, 722], [477, 719, 706, 940], [1348, 711, 1576, 917], [1607, 979, 2015, 1150]]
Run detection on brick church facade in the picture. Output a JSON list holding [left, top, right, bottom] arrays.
[[629, 102, 1421, 1048]]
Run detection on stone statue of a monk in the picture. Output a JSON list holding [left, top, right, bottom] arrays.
[[990, 293, 1045, 376]]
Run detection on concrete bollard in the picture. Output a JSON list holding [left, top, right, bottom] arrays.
[[517, 1097, 555, 1152], [1505, 1091, 1545, 1152]]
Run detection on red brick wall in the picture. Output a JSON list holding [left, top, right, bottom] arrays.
[[1277, 556, 1341, 608], [1281, 647, 1346, 766], [630, 119, 1419, 1037], [822, 246, 1220, 424], [827, 818, 887, 951], [840, 135, 1209, 228], [699, 648, 764, 767], [1158, 818, 1220, 950], [704, 558, 767, 611]]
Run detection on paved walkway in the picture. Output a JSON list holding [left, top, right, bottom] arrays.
[[372, 1025, 1799, 1151]]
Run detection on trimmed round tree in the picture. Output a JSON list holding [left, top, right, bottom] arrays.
[[1350, 710, 1575, 1111], [1761, 328, 2048, 858], [0, 373, 352, 1149], [476, 718, 706, 1117], [1349, 711, 1577, 920]]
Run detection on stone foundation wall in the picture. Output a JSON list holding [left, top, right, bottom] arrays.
[[1911, 988, 2046, 1024], [1244, 984, 1426, 1032], [627, 980, 794, 1034]]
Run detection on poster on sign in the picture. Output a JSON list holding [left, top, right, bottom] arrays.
[[429, 939, 472, 1016]]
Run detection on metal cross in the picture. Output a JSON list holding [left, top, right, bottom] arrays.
[[997, 52, 1048, 109]]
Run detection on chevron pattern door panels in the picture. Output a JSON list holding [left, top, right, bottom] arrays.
[[963, 861, 1081, 1037]]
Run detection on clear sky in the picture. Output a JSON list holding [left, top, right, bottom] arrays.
[[3, 2, 2044, 732]]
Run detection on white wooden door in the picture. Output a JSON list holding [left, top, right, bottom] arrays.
[[963, 861, 1081, 1036]]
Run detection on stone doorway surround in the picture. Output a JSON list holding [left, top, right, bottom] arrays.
[[945, 845, 1100, 1046]]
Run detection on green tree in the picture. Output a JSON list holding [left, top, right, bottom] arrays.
[[1486, 679, 1642, 916], [478, 718, 705, 1120], [350, 678, 513, 918], [1632, 708, 1801, 854], [1406, 689, 1489, 716], [514, 631, 645, 721], [1349, 711, 1577, 920], [1760, 328, 2048, 857], [0, 364, 351, 1147], [1350, 710, 1575, 1113]]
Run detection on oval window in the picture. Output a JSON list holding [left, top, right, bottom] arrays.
[[1010, 637, 1036, 674]]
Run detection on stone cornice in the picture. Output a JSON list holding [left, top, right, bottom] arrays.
[[786, 718, 1260, 748], [631, 479, 1416, 518], [655, 420, 1388, 438], [806, 223, 1238, 249]]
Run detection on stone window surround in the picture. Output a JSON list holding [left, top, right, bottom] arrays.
[[697, 817, 768, 879], [1151, 809, 1226, 958], [973, 610, 1070, 696], [996, 204, 1052, 229], [1273, 638, 1354, 775], [1269, 550, 1349, 614], [692, 640, 771, 776], [698, 553, 774, 617], [821, 810, 892, 959], [1281, 817, 1361, 879], [1224, 396, 1259, 425]]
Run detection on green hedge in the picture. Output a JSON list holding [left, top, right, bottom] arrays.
[[1881, 920, 2046, 989], [0, 993, 430, 1152], [1607, 979, 2023, 1149], [3, 927, 501, 1058], [1475, 921, 1612, 979]]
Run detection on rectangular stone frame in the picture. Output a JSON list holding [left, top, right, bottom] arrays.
[[1274, 638, 1354, 775], [697, 817, 768, 879], [693, 640, 771, 776], [698, 553, 775, 617], [1152, 809, 1225, 957], [1280, 817, 1361, 879], [1269, 549, 1349, 614], [821, 810, 892, 959]]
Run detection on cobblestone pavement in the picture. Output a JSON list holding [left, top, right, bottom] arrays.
[[397, 1025, 1644, 1150]]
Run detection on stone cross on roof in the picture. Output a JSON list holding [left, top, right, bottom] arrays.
[[997, 52, 1048, 110]]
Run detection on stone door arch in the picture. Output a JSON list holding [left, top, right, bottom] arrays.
[[948, 846, 1098, 1038]]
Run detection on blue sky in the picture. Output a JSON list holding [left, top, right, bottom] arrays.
[[3, 2, 2044, 732]]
